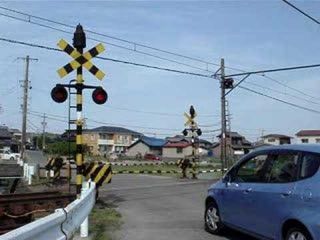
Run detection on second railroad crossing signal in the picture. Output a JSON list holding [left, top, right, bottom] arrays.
[[183, 105, 202, 137]]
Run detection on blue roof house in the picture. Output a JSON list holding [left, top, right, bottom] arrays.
[[126, 136, 166, 157]]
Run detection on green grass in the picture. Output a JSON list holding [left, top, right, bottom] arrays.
[[89, 200, 122, 240], [112, 164, 223, 179]]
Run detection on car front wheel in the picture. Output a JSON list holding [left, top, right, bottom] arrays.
[[10, 157, 14, 161], [285, 227, 312, 240], [204, 202, 223, 234]]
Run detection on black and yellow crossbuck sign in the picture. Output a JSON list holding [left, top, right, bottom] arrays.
[[83, 162, 112, 187], [57, 39, 106, 80], [184, 112, 197, 127]]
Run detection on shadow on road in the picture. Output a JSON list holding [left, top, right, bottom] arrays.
[[218, 228, 258, 240]]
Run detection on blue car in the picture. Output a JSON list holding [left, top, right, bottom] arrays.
[[205, 144, 320, 240]]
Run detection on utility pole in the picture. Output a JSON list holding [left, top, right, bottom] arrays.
[[220, 58, 227, 172], [20, 55, 38, 161], [41, 113, 47, 150], [226, 100, 232, 166]]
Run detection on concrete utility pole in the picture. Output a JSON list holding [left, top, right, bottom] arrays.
[[20, 55, 37, 161], [41, 113, 47, 150], [226, 100, 232, 166], [220, 58, 227, 172]]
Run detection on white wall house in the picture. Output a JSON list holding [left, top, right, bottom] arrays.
[[296, 130, 320, 144], [261, 134, 291, 145]]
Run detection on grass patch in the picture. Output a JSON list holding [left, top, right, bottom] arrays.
[[112, 164, 223, 179], [89, 200, 122, 240]]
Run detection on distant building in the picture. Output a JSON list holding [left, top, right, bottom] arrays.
[[213, 131, 252, 158], [162, 135, 212, 158], [296, 130, 320, 144], [0, 126, 13, 148], [9, 128, 22, 143], [261, 134, 292, 145], [126, 136, 166, 157], [81, 126, 142, 156], [162, 139, 192, 159]]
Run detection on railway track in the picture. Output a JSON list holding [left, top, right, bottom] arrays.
[[0, 191, 76, 235]]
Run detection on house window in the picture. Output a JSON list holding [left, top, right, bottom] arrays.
[[176, 147, 183, 154], [301, 139, 309, 143], [90, 134, 95, 140], [268, 138, 275, 142], [316, 139, 320, 143]]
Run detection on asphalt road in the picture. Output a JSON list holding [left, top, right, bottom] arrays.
[[100, 175, 257, 240]]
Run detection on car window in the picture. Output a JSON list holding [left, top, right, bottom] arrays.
[[234, 154, 270, 183], [268, 153, 299, 183], [299, 153, 320, 180]]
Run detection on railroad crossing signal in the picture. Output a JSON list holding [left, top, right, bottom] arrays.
[[183, 105, 202, 137], [184, 105, 197, 127], [57, 39, 106, 80]]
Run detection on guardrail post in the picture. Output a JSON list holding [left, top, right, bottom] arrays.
[[80, 180, 89, 237], [28, 165, 34, 185]]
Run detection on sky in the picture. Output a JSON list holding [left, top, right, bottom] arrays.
[[1, 0, 320, 142]]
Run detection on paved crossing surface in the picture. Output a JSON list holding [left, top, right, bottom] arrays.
[[100, 174, 257, 240]]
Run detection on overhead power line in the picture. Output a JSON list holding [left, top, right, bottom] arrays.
[[0, 6, 222, 67], [0, 37, 212, 78], [238, 85, 320, 114], [1, 5, 318, 103], [243, 81, 320, 106], [29, 110, 219, 132], [0, 7, 218, 73], [262, 75, 320, 101], [281, 0, 320, 25]]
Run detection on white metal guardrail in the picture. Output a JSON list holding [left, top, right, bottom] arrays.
[[1, 182, 96, 240]]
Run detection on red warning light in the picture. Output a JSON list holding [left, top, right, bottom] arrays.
[[92, 87, 108, 105], [51, 85, 68, 103]]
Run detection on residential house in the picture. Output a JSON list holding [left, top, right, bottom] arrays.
[[82, 126, 142, 156], [296, 130, 320, 144], [162, 136, 193, 159], [198, 139, 213, 156], [0, 126, 13, 148], [126, 136, 166, 157], [212, 131, 252, 158], [261, 134, 292, 145]]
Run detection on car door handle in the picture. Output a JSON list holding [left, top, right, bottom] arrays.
[[243, 188, 252, 194], [281, 191, 292, 197]]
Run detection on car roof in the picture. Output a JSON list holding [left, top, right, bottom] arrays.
[[252, 144, 320, 155]]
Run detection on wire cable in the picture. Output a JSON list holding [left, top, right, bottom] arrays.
[[243, 81, 320, 106], [0, 37, 213, 78], [0, 9, 217, 73], [0, 5, 222, 67], [238, 85, 320, 114], [281, 0, 320, 25], [1, 37, 210, 78]]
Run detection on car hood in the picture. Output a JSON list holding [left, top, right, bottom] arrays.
[[207, 179, 223, 191]]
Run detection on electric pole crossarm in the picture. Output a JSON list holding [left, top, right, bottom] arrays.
[[223, 63, 320, 78], [224, 74, 250, 97]]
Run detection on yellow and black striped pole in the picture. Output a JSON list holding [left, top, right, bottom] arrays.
[[74, 24, 86, 198]]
